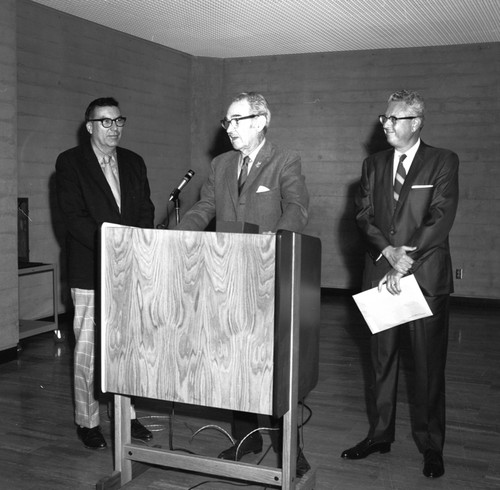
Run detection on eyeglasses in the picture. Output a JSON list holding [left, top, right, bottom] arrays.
[[220, 114, 258, 130], [379, 115, 419, 125], [88, 116, 127, 128]]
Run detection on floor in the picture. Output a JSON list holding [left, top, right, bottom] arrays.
[[0, 294, 499, 489]]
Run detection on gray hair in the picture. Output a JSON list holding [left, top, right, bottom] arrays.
[[232, 92, 271, 128], [388, 90, 425, 119]]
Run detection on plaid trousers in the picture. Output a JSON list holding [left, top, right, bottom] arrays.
[[71, 288, 100, 428], [71, 288, 136, 428]]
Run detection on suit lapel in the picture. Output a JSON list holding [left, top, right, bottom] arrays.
[[224, 151, 240, 210], [397, 142, 427, 205], [383, 150, 396, 212], [240, 140, 272, 195], [115, 148, 128, 215], [84, 142, 121, 214]]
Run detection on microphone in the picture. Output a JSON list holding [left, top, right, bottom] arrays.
[[169, 169, 195, 201]]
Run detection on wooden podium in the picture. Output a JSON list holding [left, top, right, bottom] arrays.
[[99, 224, 321, 489]]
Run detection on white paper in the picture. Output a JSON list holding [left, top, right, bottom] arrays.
[[352, 274, 433, 334]]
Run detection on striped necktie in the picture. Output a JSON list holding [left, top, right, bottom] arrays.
[[238, 156, 250, 194], [393, 154, 407, 205]]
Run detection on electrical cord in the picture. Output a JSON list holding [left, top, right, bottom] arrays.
[[297, 400, 312, 428], [105, 398, 313, 488]]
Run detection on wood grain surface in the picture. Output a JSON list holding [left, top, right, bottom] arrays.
[[101, 226, 276, 414]]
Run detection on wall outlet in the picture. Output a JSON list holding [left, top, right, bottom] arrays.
[[455, 268, 463, 279]]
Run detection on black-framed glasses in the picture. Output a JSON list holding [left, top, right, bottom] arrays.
[[88, 116, 127, 128], [379, 115, 418, 125], [220, 114, 258, 130]]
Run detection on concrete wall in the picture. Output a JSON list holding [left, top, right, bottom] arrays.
[[5, 0, 499, 338], [16, 0, 193, 316], [217, 46, 500, 297]]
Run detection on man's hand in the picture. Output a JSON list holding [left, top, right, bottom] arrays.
[[378, 270, 404, 295], [381, 245, 416, 274]]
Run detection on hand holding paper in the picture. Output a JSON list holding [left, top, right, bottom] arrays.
[[353, 274, 433, 334], [378, 270, 404, 295]]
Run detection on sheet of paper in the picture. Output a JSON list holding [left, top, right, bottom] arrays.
[[352, 274, 433, 334]]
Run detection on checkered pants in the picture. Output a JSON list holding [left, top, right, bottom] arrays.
[[71, 288, 135, 428], [71, 288, 100, 428]]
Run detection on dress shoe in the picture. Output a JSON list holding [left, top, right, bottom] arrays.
[[77, 426, 107, 449], [131, 418, 153, 440], [341, 438, 391, 459], [423, 449, 444, 478], [218, 434, 263, 460]]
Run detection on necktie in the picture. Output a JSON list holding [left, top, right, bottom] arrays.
[[238, 156, 250, 194], [393, 154, 407, 205], [102, 154, 121, 210]]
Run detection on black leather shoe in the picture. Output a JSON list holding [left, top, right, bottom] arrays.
[[77, 426, 107, 449], [423, 449, 444, 478], [341, 438, 391, 459], [218, 435, 263, 460], [131, 418, 153, 440]]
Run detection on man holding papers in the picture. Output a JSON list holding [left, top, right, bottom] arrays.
[[343, 90, 459, 479]]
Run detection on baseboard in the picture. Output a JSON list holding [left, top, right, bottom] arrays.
[[0, 346, 18, 364], [321, 288, 500, 308], [451, 295, 500, 309], [321, 287, 357, 298]]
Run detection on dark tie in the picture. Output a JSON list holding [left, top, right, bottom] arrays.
[[238, 156, 250, 194], [393, 154, 407, 205]]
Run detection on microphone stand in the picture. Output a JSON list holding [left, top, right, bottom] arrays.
[[173, 196, 181, 225], [166, 170, 195, 227]]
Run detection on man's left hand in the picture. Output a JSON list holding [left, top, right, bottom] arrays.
[[378, 270, 404, 295]]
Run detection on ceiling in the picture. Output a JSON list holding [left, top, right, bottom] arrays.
[[31, 0, 500, 58]]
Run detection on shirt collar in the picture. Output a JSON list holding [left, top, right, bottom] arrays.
[[243, 138, 266, 164], [395, 138, 420, 163], [91, 141, 116, 165]]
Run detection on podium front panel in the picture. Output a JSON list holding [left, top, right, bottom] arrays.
[[100, 225, 276, 415]]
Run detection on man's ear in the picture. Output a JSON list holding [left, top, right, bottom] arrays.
[[86, 122, 93, 135], [411, 117, 422, 133], [256, 114, 267, 132]]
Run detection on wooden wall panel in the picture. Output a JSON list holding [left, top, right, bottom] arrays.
[[179, 56, 226, 219], [16, 0, 193, 317], [219, 44, 500, 298], [0, 0, 19, 351]]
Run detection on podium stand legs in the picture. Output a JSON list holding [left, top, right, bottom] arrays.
[[115, 395, 132, 484], [99, 396, 316, 489], [98, 230, 318, 489], [98, 373, 316, 489]]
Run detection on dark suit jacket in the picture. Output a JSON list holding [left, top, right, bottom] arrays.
[[355, 140, 459, 296], [56, 141, 155, 289], [177, 140, 309, 233]]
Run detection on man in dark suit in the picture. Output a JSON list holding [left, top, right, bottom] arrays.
[[56, 97, 155, 449], [177, 92, 310, 472], [342, 90, 459, 479]]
